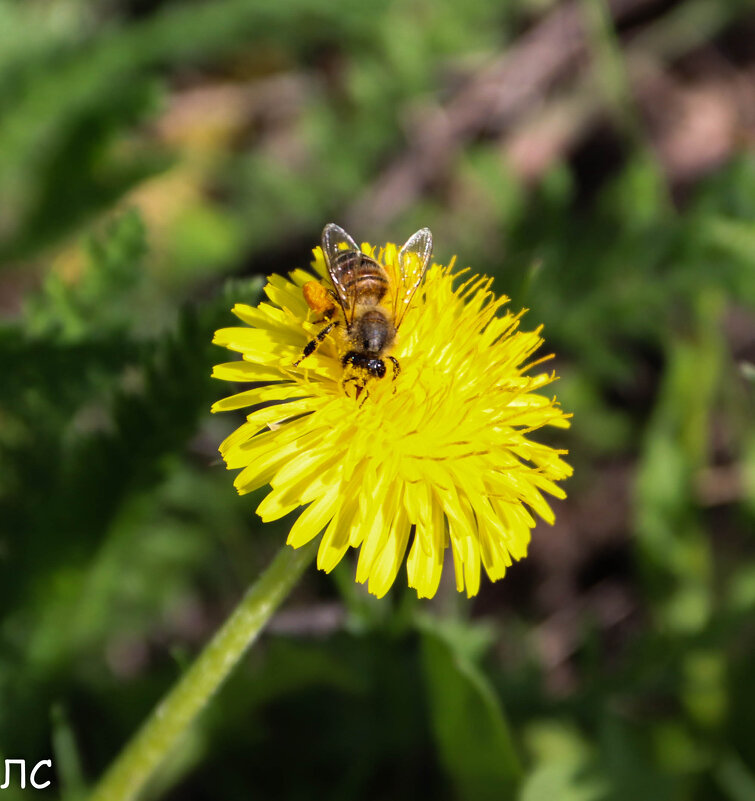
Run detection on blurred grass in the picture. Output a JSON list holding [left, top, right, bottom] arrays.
[[1, 0, 754, 799]]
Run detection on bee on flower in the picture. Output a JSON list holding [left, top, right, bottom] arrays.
[[211, 225, 572, 599], [294, 223, 432, 402]]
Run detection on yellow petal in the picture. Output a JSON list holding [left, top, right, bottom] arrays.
[[211, 382, 307, 413], [286, 484, 341, 548]]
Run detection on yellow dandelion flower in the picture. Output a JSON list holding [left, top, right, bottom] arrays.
[[211, 227, 572, 599]]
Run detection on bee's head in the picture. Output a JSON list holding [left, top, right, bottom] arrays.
[[342, 351, 386, 379]]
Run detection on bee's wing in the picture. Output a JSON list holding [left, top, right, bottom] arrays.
[[322, 223, 361, 326], [394, 227, 433, 329]]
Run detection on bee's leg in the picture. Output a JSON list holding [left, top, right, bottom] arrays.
[[388, 356, 400, 381], [312, 299, 338, 325], [313, 292, 338, 324], [294, 321, 339, 367], [387, 356, 400, 393], [340, 373, 359, 395], [341, 373, 369, 405], [339, 371, 353, 395]]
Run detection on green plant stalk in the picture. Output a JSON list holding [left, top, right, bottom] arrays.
[[89, 540, 318, 801]]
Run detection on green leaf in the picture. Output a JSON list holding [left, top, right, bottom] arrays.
[[51, 703, 86, 801], [520, 721, 607, 801], [716, 752, 755, 801], [419, 617, 521, 801], [598, 714, 677, 801], [25, 209, 149, 340]]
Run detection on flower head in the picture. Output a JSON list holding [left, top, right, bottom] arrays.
[[212, 235, 571, 599]]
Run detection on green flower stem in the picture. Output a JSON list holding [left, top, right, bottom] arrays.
[[89, 540, 318, 801]]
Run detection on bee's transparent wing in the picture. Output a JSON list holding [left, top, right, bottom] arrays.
[[394, 227, 433, 329], [321, 223, 362, 326]]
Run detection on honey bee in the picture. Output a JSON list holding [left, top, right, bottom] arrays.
[[294, 223, 433, 399]]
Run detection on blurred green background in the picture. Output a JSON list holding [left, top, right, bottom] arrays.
[[1, 0, 755, 798]]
